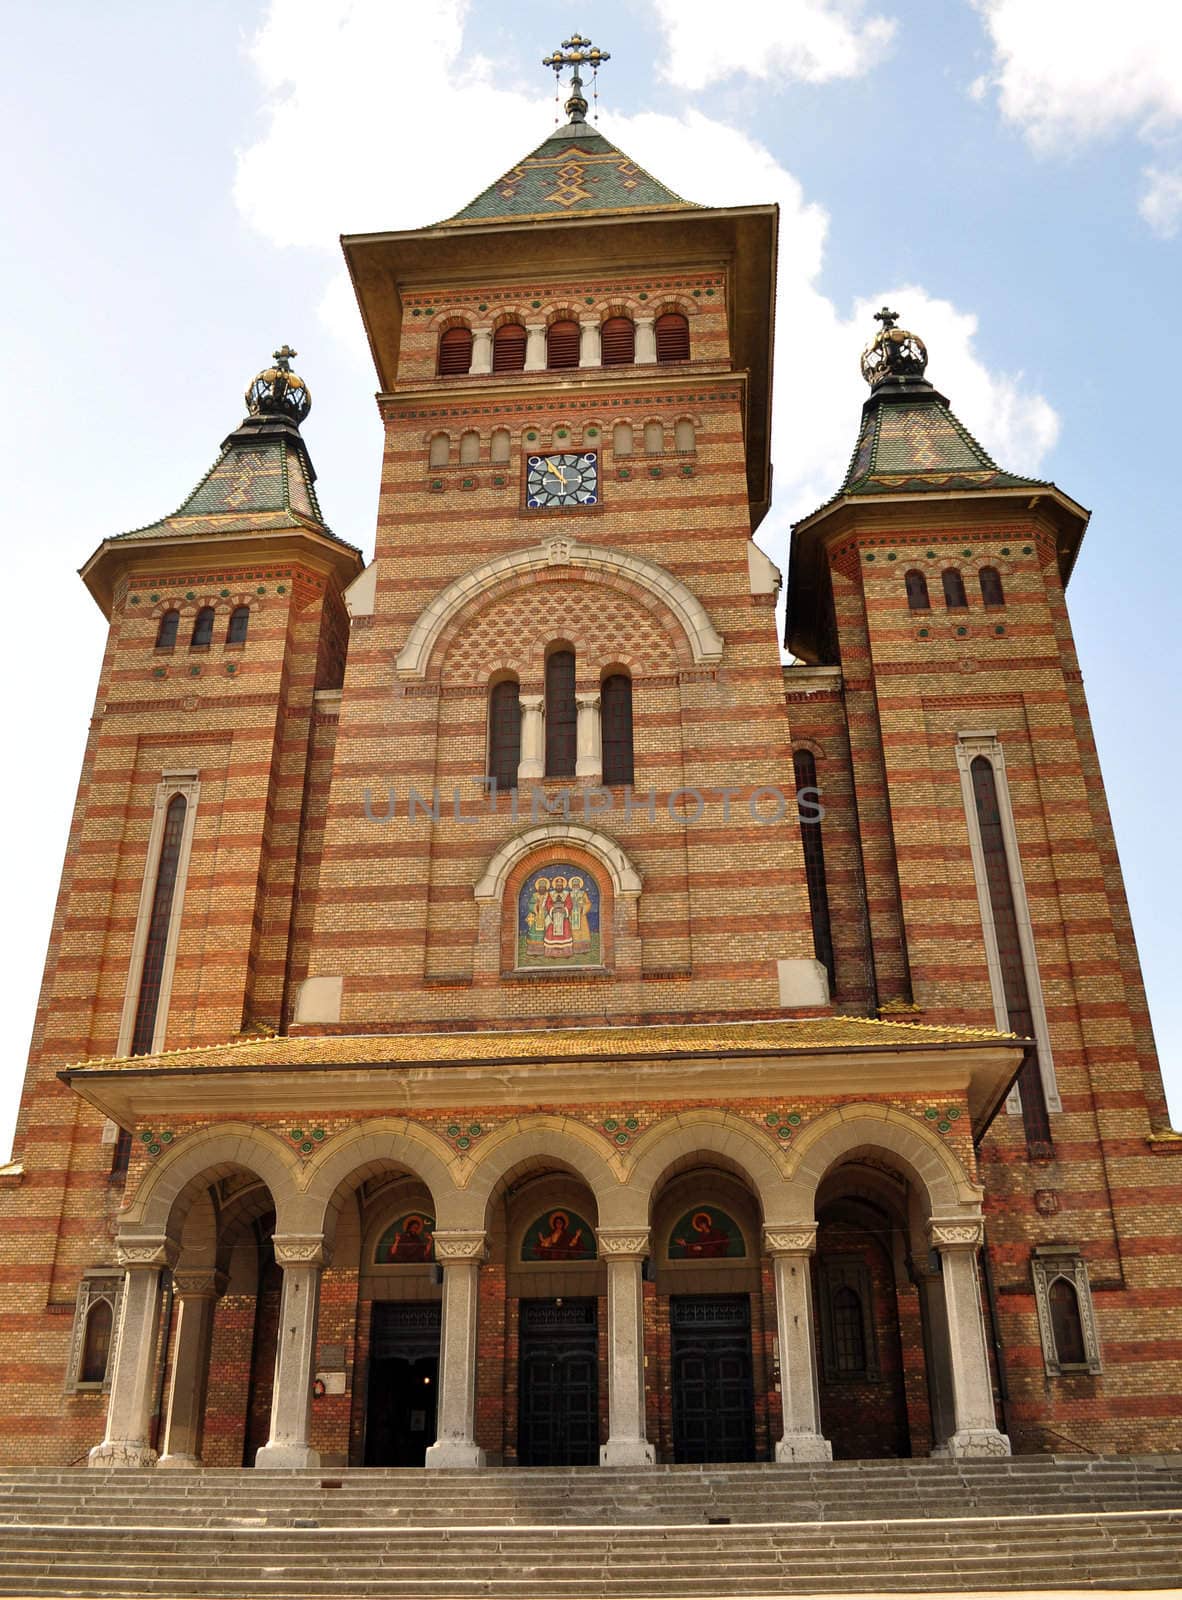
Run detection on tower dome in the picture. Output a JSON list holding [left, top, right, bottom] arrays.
[[245, 344, 311, 425]]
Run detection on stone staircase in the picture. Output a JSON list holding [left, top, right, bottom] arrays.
[[0, 1457, 1179, 1595]]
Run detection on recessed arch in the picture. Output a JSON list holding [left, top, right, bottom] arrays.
[[452, 1115, 624, 1231], [291, 1119, 459, 1242], [119, 1123, 299, 1238], [625, 1109, 789, 1225], [396, 539, 723, 679], [782, 1104, 982, 1221], [473, 822, 642, 903]]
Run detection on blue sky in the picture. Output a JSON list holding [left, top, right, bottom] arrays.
[[2, 0, 1179, 1148]]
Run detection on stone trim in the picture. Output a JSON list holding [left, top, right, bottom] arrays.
[[473, 823, 642, 902], [432, 1230, 487, 1262], [596, 1229, 650, 1259], [763, 1225, 818, 1256], [65, 1272, 123, 1394], [1031, 1247, 1103, 1376]]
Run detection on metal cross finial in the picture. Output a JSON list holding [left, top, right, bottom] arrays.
[[273, 344, 298, 369], [873, 307, 899, 332], [543, 31, 610, 122]]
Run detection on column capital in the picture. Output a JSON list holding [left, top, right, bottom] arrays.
[[519, 692, 545, 712], [272, 1234, 331, 1268], [525, 320, 547, 334], [927, 1216, 984, 1251], [596, 1228, 649, 1259], [763, 1223, 818, 1257], [116, 1235, 180, 1270], [171, 1268, 228, 1300], [433, 1229, 487, 1262], [575, 690, 601, 710]]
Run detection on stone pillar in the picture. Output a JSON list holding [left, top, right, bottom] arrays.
[[158, 1268, 226, 1469], [425, 1231, 486, 1468], [524, 322, 547, 372], [89, 1236, 177, 1468], [518, 693, 545, 782], [470, 326, 493, 375], [928, 1218, 1010, 1458], [254, 1235, 327, 1470], [915, 1264, 957, 1454], [635, 316, 657, 365], [575, 692, 602, 782], [598, 1230, 655, 1466], [764, 1226, 832, 1463], [579, 319, 602, 368]]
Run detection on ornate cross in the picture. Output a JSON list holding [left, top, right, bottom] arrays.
[[542, 32, 611, 76], [873, 307, 899, 332], [273, 344, 298, 369]]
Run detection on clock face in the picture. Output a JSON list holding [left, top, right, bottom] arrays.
[[526, 451, 598, 509]]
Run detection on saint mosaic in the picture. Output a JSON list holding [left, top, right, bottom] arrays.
[[517, 862, 601, 967]]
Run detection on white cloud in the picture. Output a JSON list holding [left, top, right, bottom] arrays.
[[649, 0, 896, 91], [237, 0, 1059, 550], [1140, 167, 1182, 238]]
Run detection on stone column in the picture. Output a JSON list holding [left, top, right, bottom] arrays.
[[598, 1230, 655, 1466], [764, 1226, 832, 1463], [575, 692, 602, 782], [579, 319, 602, 368], [634, 316, 657, 365], [518, 693, 545, 782], [157, 1269, 225, 1469], [88, 1236, 177, 1468], [254, 1235, 327, 1470], [915, 1264, 957, 1454], [928, 1218, 1010, 1458], [470, 326, 493, 375], [524, 322, 547, 372], [425, 1231, 486, 1468]]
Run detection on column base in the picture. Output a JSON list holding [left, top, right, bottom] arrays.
[[253, 1443, 320, 1469], [600, 1439, 655, 1467], [775, 1433, 833, 1463], [157, 1452, 202, 1470], [946, 1428, 1011, 1459], [88, 1441, 158, 1469], [424, 1439, 486, 1469]]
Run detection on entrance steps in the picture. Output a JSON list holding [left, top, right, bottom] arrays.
[[0, 1458, 1179, 1594]]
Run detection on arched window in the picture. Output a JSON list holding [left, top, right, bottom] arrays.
[[1049, 1277, 1087, 1366], [547, 318, 580, 369], [80, 1298, 113, 1384], [226, 605, 250, 645], [492, 322, 526, 373], [942, 569, 968, 609], [655, 311, 690, 363], [674, 418, 695, 453], [643, 420, 664, 455], [601, 674, 634, 786], [793, 747, 835, 991], [437, 325, 472, 376], [979, 566, 1005, 606], [190, 607, 215, 647], [601, 316, 635, 365], [613, 421, 634, 457], [155, 610, 179, 650], [428, 432, 450, 468], [831, 1285, 867, 1375], [459, 429, 480, 465], [545, 649, 577, 777], [905, 570, 930, 611], [488, 679, 521, 790], [490, 428, 510, 465], [131, 793, 187, 1058]]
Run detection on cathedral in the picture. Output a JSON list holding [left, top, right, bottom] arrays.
[[2, 39, 1179, 1476]]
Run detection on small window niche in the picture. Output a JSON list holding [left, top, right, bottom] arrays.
[[1032, 1248, 1102, 1375], [66, 1274, 123, 1392]]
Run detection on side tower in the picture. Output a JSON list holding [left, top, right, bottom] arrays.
[[786, 312, 1182, 1451], [0, 354, 361, 1462]]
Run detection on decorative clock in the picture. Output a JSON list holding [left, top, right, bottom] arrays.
[[525, 452, 599, 509]]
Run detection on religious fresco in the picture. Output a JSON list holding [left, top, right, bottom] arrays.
[[521, 1208, 597, 1262], [375, 1212, 436, 1264], [517, 862, 601, 967], [667, 1207, 746, 1260]]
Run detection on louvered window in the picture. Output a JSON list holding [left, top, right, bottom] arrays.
[[905, 570, 930, 610], [979, 567, 1005, 606], [493, 323, 526, 373], [191, 607, 215, 647], [655, 312, 690, 363], [155, 610, 179, 650], [131, 794, 187, 1057], [226, 606, 250, 645], [601, 316, 635, 365], [601, 674, 634, 786], [488, 680, 521, 789], [547, 319, 580, 369], [437, 326, 472, 376], [545, 650, 577, 777]]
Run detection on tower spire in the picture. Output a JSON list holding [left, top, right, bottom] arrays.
[[543, 31, 610, 125]]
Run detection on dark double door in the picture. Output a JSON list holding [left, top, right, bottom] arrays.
[[517, 1298, 599, 1466], [670, 1295, 756, 1463], [365, 1302, 440, 1466]]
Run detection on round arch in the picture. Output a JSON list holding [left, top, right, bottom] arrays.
[[451, 1116, 625, 1231], [473, 823, 642, 904], [395, 539, 723, 680], [782, 1104, 982, 1221], [119, 1123, 300, 1238], [291, 1119, 460, 1242], [625, 1109, 790, 1227]]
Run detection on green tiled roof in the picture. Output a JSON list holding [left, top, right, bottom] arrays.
[[840, 388, 1047, 499], [447, 119, 693, 224]]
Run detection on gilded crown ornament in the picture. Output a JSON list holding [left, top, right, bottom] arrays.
[[860, 307, 929, 388], [245, 344, 311, 425]]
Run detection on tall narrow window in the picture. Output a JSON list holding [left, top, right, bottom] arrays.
[[428, 432, 450, 467], [459, 429, 480, 465], [190, 607, 215, 647], [979, 566, 1005, 606], [547, 319, 580, 369], [488, 679, 521, 789], [793, 748, 835, 993], [545, 649, 577, 777], [905, 570, 930, 610], [831, 1286, 866, 1375], [613, 421, 633, 457], [644, 420, 664, 455], [80, 1299, 113, 1384], [155, 610, 179, 650], [490, 428, 510, 465], [493, 322, 526, 373], [226, 605, 250, 645], [942, 569, 968, 609], [601, 674, 634, 786], [1049, 1278, 1087, 1366], [655, 312, 690, 362], [674, 418, 695, 452], [970, 754, 1052, 1148], [601, 316, 635, 365], [437, 325, 472, 376], [130, 793, 188, 1058]]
